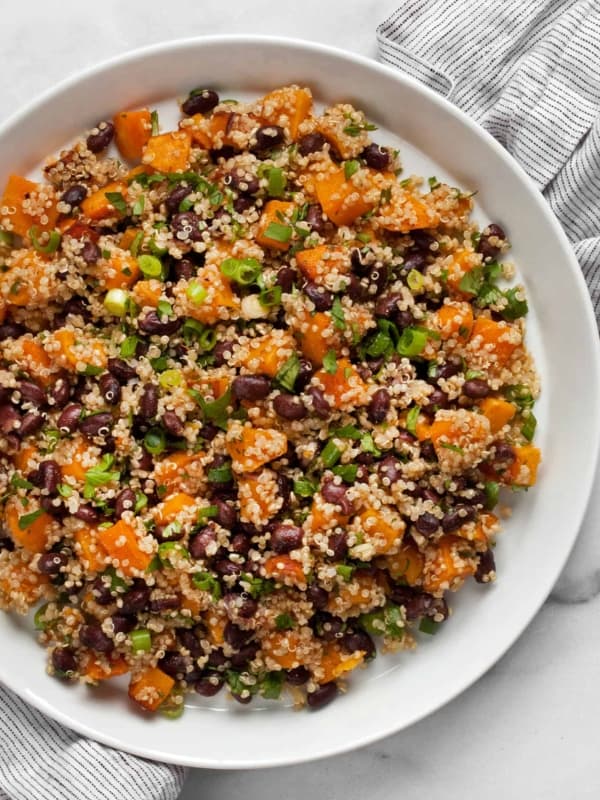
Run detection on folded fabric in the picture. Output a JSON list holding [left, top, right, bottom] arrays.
[[0, 685, 186, 800], [377, 0, 600, 598]]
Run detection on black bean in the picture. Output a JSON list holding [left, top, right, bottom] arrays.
[[295, 359, 314, 392], [253, 125, 285, 152], [229, 593, 258, 619], [38, 460, 61, 494], [79, 412, 112, 438], [73, 504, 100, 523], [423, 388, 449, 417], [232, 375, 271, 401], [230, 534, 249, 556], [149, 595, 181, 613], [390, 585, 448, 621], [327, 531, 348, 561], [0, 537, 15, 552], [52, 647, 77, 676], [18, 380, 46, 407], [442, 504, 476, 533], [298, 132, 327, 156], [206, 648, 227, 669], [139, 310, 182, 335], [107, 357, 137, 383], [313, 612, 345, 641], [225, 167, 259, 195], [270, 524, 303, 554], [492, 441, 515, 463], [305, 203, 326, 235], [273, 393, 307, 421], [374, 292, 401, 319], [0, 321, 25, 340], [189, 526, 217, 560], [60, 184, 87, 206], [99, 373, 121, 405], [303, 281, 333, 311], [49, 375, 71, 407], [86, 121, 114, 153], [351, 248, 369, 276], [152, 523, 184, 544], [276, 474, 293, 503], [182, 88, 219, 116], [345, 275, 368, 303], [91, 576, 113, 605], [378, 455, 402, 484], [39, 497, 65, 520], [342, 629, 375, 659], [19, 411, 44, 437], [175, 629, 202, 659], [420, 440, 437, 461], [114, 487, 136, 518], [121, 585, 151, 614], [159, 652, 190, 678], [403, 252, 427, 272], [475, 549, 497, 583], [415, 512, 440, 536], [224, 622, 253, 650], [232, 691, 253, 705], [368, 387, 390, 424], [477, 223, 506, 260], [165, 184, 192, 216], [275, 266, 298, 293], [58, 403, 82, 433], [111, 615, 137, 634], [307, 682, 337, 709], [433, 356, 463, 381], [307, 584, 328, 610], [215, 558, 243, 578], [172, 258, 196, 281], [213, 340, 234, 367], [286, 666, 310, 685], [38, 551, 67, 575], [79, 624, 113, 652], [367, 265, 388, 295], [195, 675, 224, 696], [233, 195, 254, 214], [214, 497, 238, 530], [230, 642, 260, 669], [307, 386, 330, 419], [162, 410, 184, 436], [0, 404, 19, 434], [463, 379, 491, 399], [139, 383, 158, 419], [321, 481, 354, 516], [81, 240, 101, 265], [361, 143, 391, 170]]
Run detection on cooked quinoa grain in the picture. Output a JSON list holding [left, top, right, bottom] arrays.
[[0, 84, 541, 714]]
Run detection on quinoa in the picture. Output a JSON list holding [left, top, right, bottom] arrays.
[[0, 84, 541, 715]]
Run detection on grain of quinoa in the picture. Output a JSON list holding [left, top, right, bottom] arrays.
[[0, 84, 541, 714]]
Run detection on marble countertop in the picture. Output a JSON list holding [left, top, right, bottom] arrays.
[[3, 1, 599, 797]]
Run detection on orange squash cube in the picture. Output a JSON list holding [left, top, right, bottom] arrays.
[[113, 108, 152, 161]]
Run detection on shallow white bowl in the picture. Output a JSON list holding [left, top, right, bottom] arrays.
[[1, 36, 598, 769]]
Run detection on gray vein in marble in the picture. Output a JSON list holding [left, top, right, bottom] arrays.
[[549, 569, 600, 604]]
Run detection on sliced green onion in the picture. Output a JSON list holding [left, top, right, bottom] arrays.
[[258, 285, 282, 308], [29, 226, 61, 254], [144, 427, 166, 455], [129, 230, 144, 257], [157, 299, 173, 318], [220, 257, 262, 285], [275, 612, 295, 631], [182, 318, 204, 343], [360, 432, 381, 456], [150, 110, 160, 136], [138, 254, 163, 279], [104, 191, 128, 214], [359, 604, 404, 639], [501, 287, 528, 321], [135, 492, 148, 512], [331, 297, 346, 330], [158, 540, 189, 564], [34, 603, 50, 630], [521, 412, 537, 442], [275, 353, 300, 392], [132, 196, 145, 216], [397, 327, 428, 358], [293, 478, 317, 498], [192, 571, 222, 600], [332, 424, 362, 440], [407, 269, 424, 292], [186, 280, 208, 305], [57, 483, 73, 498], [131, 628, 152, 652], [207, 464, 232, 483], [120, 335, 140, 358], [344, 160, 361, 180], [321, 439, 342, 468], [103, 288, 129, 316], [484, 481, 500, 510], [332, 464, 358, 483], [158, 369, 182, 390], [160, 703, 185, 720], [197, 505, 218, 523], [267, 167, 287, 197], [0, 230, 15, 247], [264, 222, 292, 243], [419, 617, 439, 635], [260, 671, 285, 700], [336, 564, 354, 581], [406, 405, 421, 435], [323, 349, 338, 375], [198, 328, 217, 352]]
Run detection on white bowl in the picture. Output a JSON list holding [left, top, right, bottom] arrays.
[[1, 36, 598, 769]]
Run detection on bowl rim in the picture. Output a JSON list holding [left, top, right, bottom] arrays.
[[1, 33, 599, 769]]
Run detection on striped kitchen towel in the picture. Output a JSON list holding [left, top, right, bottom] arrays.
[[0, 685, 186, 798], [377, 0, 600, 316]]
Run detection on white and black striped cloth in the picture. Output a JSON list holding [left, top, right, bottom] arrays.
[[2, 4, 600, 799], [377, 0, 600, 316]]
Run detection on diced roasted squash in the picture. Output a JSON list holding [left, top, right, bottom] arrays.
[[113, 108, 152, 161]]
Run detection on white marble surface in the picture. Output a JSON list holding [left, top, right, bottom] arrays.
[[3, 1, 600, 797]]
